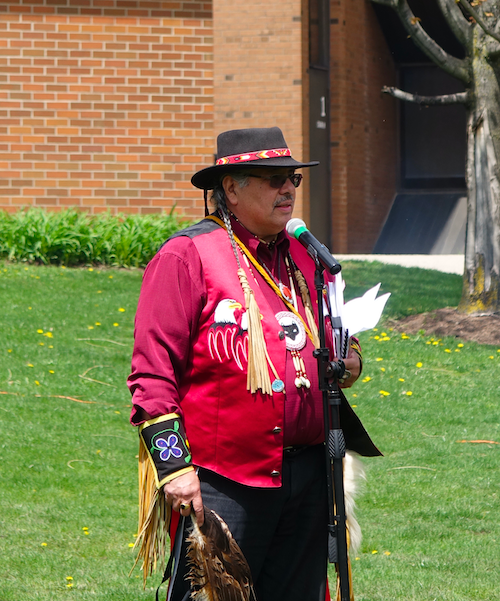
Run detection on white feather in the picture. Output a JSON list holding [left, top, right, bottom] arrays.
[[343, 451, 366, 555]]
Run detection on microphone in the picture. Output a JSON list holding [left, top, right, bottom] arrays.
[[286, 218, 341, 275]]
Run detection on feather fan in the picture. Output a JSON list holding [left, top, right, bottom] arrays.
[[186, 507, 257, 601]]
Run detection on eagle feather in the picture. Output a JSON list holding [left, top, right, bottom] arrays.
[[186, 507, 256, 601]]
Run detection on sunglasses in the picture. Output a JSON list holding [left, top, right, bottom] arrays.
[[246, 173, 303, 189]]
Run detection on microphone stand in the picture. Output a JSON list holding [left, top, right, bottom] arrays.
[[312, 254, 351, 601]]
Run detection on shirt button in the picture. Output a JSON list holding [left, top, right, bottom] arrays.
[[278, 330, 285, 340], [273, 426, 282, 433], [271, 470, 280, 477]]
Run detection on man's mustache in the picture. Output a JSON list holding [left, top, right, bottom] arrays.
[[273, 195, 294, 208]]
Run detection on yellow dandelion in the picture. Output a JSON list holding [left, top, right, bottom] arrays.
[[458, 343, 464, 348], [398, 378, 405, 382], [401, 334, 410, 339], [35, 381, 40, 385], [406, 391, 413, 396], [118, 307, 125, 312], [37, 329, 43, 334], [379, 390, 390, 396], [376, 357, 383, 362], [384, 551, 391, 556], [128, 543, 135, 548], [352, 404, 357, 408], [489, 355, 494, 359], [95, 322, 101, 326], [41, 542, 47, 547], [455, 349, 460, 352], [88, 267, 94, 272], [66, 583, 73, 588], [83, 527, 89, 531], [48, 345, 53, 349], [432, 341, 439, 346], [109, 275, 113, 279], [416, 362, 422, 368], [374, 335, 380, 340], [43, 332, 53, 338], [88, 326, 94, 330], [445, 349, 451, 353], [380, 367, 386, 372], [372, 550, 378, 555], [66, 576, 73, 581], [352, 393, 357, 397], [355, 557, 360, 561], [362, 376, 371, 383], [7, 349, 12, 353], [49, 370, 54, 374], [426, 341, 431, 345], [39, 342, 44, 346], [113, 322, 119, 327]]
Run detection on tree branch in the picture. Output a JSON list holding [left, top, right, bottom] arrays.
[[457, 0, 500, 44], [435, 0, 472, 49], [382, 86, 471, 105], [372, 0, 471, 83]]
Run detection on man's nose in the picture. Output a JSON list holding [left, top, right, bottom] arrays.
[[278, 176, 296, 193]]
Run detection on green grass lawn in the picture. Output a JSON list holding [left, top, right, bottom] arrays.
[[1, 260, 499, 600]]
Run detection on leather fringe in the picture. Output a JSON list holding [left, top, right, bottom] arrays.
[[131, 436, 171, 587], [237, 267, 273, 395]]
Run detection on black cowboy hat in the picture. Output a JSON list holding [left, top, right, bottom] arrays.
[[191, 126, 319, 190]]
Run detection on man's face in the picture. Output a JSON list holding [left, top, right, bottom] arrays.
[[222, 168, 297, 242]]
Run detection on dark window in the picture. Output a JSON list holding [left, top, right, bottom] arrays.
[[400, 65, 466, 189]]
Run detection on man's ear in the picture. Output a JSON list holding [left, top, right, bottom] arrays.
[[222, 175, 238, 209]]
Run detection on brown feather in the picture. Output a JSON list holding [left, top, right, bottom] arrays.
[[186, 507, 257, 601]]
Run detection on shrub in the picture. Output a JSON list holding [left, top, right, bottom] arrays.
[[0, 208, 193, 267]]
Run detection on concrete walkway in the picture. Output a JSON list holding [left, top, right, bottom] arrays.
[[335, 254, 465, 275]]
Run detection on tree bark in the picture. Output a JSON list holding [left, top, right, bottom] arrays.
[[460, 28, 500, 313]]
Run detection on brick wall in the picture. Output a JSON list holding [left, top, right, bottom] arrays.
[[0, 1, 213, 216], [212, 0, 308, 219], [330, 0, 397, 252], [0, 0, 397, 252]]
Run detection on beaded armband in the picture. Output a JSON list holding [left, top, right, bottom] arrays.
[[350, 337, 363, 374], [139, 413, 193, 488]]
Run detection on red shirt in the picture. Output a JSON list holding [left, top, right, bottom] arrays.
[[128, 216, 327, 447]]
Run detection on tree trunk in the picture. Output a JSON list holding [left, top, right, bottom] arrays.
[[459, 30, 500, 314]]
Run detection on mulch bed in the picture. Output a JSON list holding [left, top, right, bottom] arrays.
[[389, 307, 500, 346]]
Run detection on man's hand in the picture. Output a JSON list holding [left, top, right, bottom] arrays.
[[340, 354, 361, 387], [164, 470, 204, 526], [335, 346, 362, 388]]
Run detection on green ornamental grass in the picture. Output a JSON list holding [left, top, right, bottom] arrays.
[[0, 257, 498, 600]]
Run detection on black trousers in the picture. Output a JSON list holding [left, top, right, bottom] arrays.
[[168, 444, 328, 601]]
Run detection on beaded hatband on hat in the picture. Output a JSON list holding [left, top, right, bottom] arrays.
[[192, 127, 319, 191]]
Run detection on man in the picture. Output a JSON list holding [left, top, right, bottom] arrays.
[[128, 127, 380, 601]]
